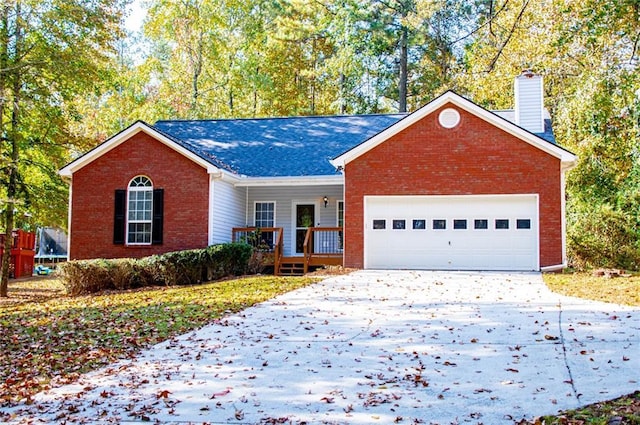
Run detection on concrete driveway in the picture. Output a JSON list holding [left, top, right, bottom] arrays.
[[4, 271, 639, 424]]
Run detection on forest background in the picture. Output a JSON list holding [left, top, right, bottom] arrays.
[[0, 0, 638, 280]]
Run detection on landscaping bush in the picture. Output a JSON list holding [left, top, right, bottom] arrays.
[[59, 259, 115, 296], [59, 243, 253, 295], [148, 249, 208, 286], [567, 203, 640, 271], [205, 243, 253, 279]]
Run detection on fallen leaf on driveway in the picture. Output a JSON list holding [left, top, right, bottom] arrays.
[[210, 388, 232, 398], [156, 389, 171, 399]]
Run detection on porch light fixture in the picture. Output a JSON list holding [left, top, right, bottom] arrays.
[[323, 196, 328, 208]]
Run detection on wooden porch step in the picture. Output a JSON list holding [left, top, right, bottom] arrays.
[[278, 257, 305, 276]]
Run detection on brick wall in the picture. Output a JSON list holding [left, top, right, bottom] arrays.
[[69, 131, 210, 260], [343, 104, 563, 269]]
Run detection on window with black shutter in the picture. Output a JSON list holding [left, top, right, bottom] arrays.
[[115, 176, 164, 246], [152, 189, 164, 245], [113, 189, 126, 244]]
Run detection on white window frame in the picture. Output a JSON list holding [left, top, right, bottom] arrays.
[[254, 201, 276, 228], [127, 176, 153, 245]]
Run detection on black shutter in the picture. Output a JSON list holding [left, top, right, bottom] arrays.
[[152, 189, 164, 245], [113, 189, 126, 245]]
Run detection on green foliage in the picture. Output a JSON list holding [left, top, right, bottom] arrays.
[[567, 202, 640, 270], [206, 242, 254, 278], [3, 0, 635, 271], [456, 0, 640, 270], [555, 68, 640, 270], [147, 249, 208, 287], [59, 243, 254, 295], [0, 0, 125, 295], [0, 0, 124, 226]]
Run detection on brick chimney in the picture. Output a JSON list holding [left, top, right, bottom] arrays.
[[514, 70, 544, 134]]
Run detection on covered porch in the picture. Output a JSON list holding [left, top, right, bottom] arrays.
[[232, 227, 343, 275]]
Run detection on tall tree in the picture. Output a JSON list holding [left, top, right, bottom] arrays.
[[459, 0, 640, 268], [553, 0, 640, 269], [0, 0, 124, 297], [355, 0, 477, 112]]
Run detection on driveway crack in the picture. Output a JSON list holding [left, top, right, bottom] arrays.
[[558, 300, 581, 402]]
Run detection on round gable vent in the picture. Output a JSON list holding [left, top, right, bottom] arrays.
[[438, 108, 460, 129]]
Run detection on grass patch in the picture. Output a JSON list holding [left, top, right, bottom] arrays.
[[0, 275, 318, 406], [0, 277, 66, 305], [519, 391, 640, 424], [543, 272, 640, 307]]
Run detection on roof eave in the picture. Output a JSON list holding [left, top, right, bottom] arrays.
[[233, 174, 344, 187]]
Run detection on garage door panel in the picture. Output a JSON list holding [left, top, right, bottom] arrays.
[[364, 195, 538, 271]]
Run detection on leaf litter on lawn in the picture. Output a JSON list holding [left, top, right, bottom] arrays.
[[0, 275, 317, 407]]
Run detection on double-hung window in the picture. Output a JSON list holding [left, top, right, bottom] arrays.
[[113, 176, 163, 246], [254, 202, 275, 247], [127, 176, 153, 244]]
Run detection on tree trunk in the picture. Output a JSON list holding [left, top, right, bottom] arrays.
[[1, 201, 15, 297], [310, 38, 317, 115], [0, 4, 7, 297], [253, 66, 259, 117], [398, 25, 408, 113], [190, 31, 204, 114], [0, 0, 20, 298], [339, 73, 346, 114]]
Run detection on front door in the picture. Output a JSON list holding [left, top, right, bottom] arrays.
[[295, 203, 316, 254]]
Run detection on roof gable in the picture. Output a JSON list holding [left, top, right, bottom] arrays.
[[59, 121, 221, 177], [330, 91, 576, 170]]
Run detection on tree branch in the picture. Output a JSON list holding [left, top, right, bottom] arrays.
[[452, 0, 511, 45], [486, 0, 529, 72]]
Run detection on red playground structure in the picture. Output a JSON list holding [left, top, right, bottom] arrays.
[[0, 230, 36, 278]]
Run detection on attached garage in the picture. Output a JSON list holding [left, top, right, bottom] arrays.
[[333, 86, 577, 272], [364, 195, 539, 271]]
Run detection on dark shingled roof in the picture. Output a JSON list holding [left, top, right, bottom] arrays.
[[153, 110, 556, 177], [154, 115, 406, 177]]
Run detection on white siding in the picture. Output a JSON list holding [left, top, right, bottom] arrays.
[[514, 73, 544, 133], [247, 185, 343, 256], [210, 178, 246, 245]]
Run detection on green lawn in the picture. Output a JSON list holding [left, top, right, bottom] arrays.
[[0, 275, 318, 406], [543, 272, 640, 307]]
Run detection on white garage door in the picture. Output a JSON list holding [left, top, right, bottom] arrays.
[[364, 195, 539, 271]]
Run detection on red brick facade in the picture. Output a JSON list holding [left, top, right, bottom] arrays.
[[343, 104, 562, 268], [69, 132, 209, 260]]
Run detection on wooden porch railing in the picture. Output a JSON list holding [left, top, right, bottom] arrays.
[[303, 227, 344, 273], [232, 227, 343, 275], [232, 227, 283, 273]]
